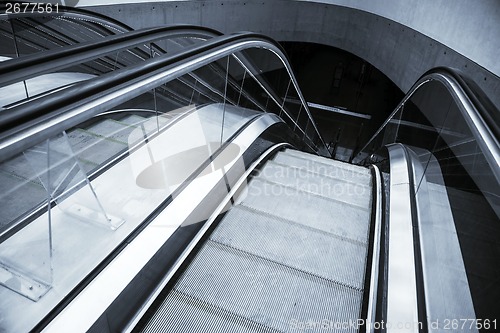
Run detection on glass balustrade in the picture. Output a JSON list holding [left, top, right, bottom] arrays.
[[0, 33, 216, 109], [0, 36, 326, 332], [354, 71, 500, 326]]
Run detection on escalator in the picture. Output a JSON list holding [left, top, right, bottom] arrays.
[[135, 148, 373, 333], [0, 6, 498, 333]]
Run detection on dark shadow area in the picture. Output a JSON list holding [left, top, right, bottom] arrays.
[[281, 41, 404, 161]]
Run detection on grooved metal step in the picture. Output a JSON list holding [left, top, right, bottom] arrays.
[[65, 128, 127, 168], [141, 289, 279, 333], [258, 160, 371, 210], [283, 149, 371, 176], [0, 172, 46, 229], [274, 149, 371, 186], [85, 118, 139, 145], [211, 205, 368, 289], [0, 153, 44, 187], [115, 114, 150, 127], [139, 149, 373, 332], [242, 178, 370, 244], [165, 242, 362, 333]]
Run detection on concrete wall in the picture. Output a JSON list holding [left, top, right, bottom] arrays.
[[305, 0, 500, 78], [82, 0, 500, 108]]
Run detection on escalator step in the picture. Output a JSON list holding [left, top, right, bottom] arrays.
[[211, 204, 368, 289], [258, 160, 371, 210], [0, 171, 46, 229], [116, 114, 149, 127], [65, 128, 127, 170], [141, 289, 278, 333], [274, 150, 371, 186], [140, 147, 373, 332], [170, 242, 362, 333], [0, 153, 45, 188], [241, 178, 370, 244], [85, 118, 139, 145], [282, 149, 370, 175]]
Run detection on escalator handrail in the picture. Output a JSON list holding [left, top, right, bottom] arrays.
[[0, 32, 329, 160], [384, 143, 428, 333], [365, 164, 384, 333], [424, 67, 499, 140], [354, 67, 500, 179], [0, 25, 220, 88]]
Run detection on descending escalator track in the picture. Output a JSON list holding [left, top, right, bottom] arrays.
[[135, 149, 374, 333]]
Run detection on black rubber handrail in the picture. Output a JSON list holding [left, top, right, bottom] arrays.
[[0, 31, 328, 160], [0, 31, 245, 133], [354, 67, 499, 165], [424, 67, 499, 140], [0, 25, 221, 87]]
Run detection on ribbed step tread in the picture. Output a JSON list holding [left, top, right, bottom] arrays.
[[274, 150, 371, 186], [282, 149, 370, 175], [0, 144, 94, 185], [242, 178, 370, 244], [64, 128, 127, 168], [0, 172, 46, 229], [259, 160, 371, 210], [172, 242, 362, 333], [140, 148, 373, 331], [141, 289, 278, 333], [0, 153, 45, 187], [117, 114, 150, 126], [211, 205, 368, 289], [85, 118, 139, 145]]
